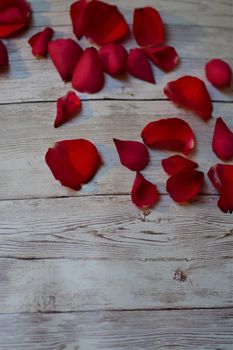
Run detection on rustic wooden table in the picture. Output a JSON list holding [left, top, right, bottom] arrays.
[[0, 0, 232, 349]]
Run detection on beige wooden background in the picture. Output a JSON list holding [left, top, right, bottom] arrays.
[[0, 0, 232, 349]]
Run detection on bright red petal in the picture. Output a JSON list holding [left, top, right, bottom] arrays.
[[70, 0, 88, 40], [48, 39, 83, 82], [99, 43, 128, 75], [127, 48, 155, 84], [0, 39, 8, 65], [113, 138, 149, 171], [205, 59, 232, 88], [141, 118, 195, 155], [28, 27, 54, 58], [133, 7, 164, 47], [131, 172, 159, 209], [144, 46, 179, 72], [164, 76, 212, 121], [54, 91, 81, 128], [212, 117, 233, 160], [162, 155, 198, 175], [72, 47, 105, 94], [83, 0, 129, 45], [167, 170, 204, 203]]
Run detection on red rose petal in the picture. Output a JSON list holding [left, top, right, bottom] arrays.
[[167, 170, 204, 203], [83, 0, 129, 45], [48, 39, 83, 82], [113, 138, 149, 171], [131, 172, 159, 209], [205, 59, 232, 88], [162, 155, 198, 175], [133, 7, 165, 47], [28, 27, 54, 58], [144, 46, 179, 72], [70, 0, 88, 40], [45, 139, 102, 190], [54, 91, 81, 128], [72, 47, 105, 94], [0, 39, 8, 66], [99, 43, 128, 75], [127, 48, 155, 84], [212, 117, 233, 161], [164, 76, 212, 121], [0, 0, 31, 38], [141, 118, 195, 155]]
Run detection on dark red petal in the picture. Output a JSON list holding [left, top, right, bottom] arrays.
[[28, 27, 54, 58], [205, 59, 232, 88], [70, 0, 88, 40], [48, 39, 83, 82], [164, 76, 212, 121], [144, 46, 179, 72], [162, 155, 198, 175], [45, 139, 102, 190], [212, 117, 233, 160], [167, 170, 204, 203], [72, 47, 105, 94], [133, 7, 164, 47], [99, 43, 128, 75], [83, 0, 129, 45], [0, 39, 8, 65], [141, 118, 195, 155], [54, 91, 81, 128], [131, 172, 159, 209], [127, 48, 155, 84], [0, 0, 31, 38], [113, 138, 149, 171]]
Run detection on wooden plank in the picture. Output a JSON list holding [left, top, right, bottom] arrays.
[[0, 100, 232, 200], [0, 309, 233, 350]]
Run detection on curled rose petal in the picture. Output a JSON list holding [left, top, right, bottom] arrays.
[[83, 0, 129, 45], [28, 27, 54, 58], [208, 164, 233, 213], [131, 172, 159, 209], [127, 48, 155, 84], [99, 43, 128, 75], [167, 170, 204, 203], [212, 117, 233, 161], [0, 39, 8, 66], [205, 59, 232, 88], [144, 46, 179, 72], [164, 76, 212, 121], [113, 138, 149, 171], [45, 139, 102, 190], [133, 7, 164, 47], [162, 155, 198, 176], [48, 39, 83, 82], [72, 47, 104, 94], [0, 0, 31, 38], [70, 0, 88, 40], [54, 91, 81, 128], [141, 118, 195, 155]]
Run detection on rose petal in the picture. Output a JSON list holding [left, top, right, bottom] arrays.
[[0, 39, 8, 66], [99, 43, 128, 75], [205, 59, 232, 88], [45, 139, 102, 190], [212, 117, 233, 161], [127, 48, 155, 84], [28, 27, 54, 58], [72, 47, 105, 94], [113, 138, 149, 171], [54, 91, 81, 128], [144, 46, 179, 72], [83, 0, 129, 45], [164, 76, 212, 121], [162, 155, 198, 175], [48, 38, 83, 82], [133, 7, 165, 47], [131, 172, 159, 209], [167, 170, 204, 203], [141, 118, 195, 155], [0, 0, 31, 38], [70, 0, 88, 40]]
